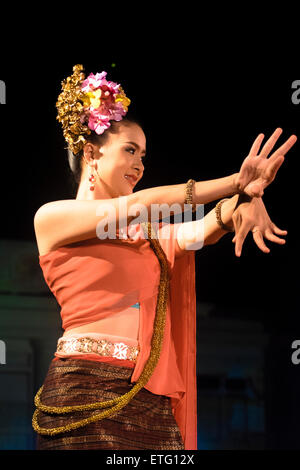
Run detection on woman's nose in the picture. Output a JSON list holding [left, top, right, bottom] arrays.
[[134, 161, 144, 173]]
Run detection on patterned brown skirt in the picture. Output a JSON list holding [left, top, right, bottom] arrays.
[[34, 358, 184, 450]]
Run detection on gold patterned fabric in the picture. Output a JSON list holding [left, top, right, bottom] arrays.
[[35, 358, 184, 450]]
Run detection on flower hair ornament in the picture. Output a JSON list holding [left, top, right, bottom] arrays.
[[56, 64, 131, 155]]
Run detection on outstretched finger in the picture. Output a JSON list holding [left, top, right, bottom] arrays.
[[234, 221, 251, 257], [264, 228, 286, 245], [248, 133, 265, 157], [231, 212, 242, 245], [268, 134, 297, 161], [252, 231, 270, 253], [272, 224, 288, 236], [264, 155, 285, 184], [258, 128, 283, 159]]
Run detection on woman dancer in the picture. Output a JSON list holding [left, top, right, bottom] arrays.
[[32, 65, 296, 450]]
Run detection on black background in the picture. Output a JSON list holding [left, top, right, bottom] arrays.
[[1, 42, 299, 449]]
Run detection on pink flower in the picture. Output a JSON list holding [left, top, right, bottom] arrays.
[[79, 69, 130, 134], [112, 101, 127, 120], [94, 120, 111, 135], [88, 111, 110, 135], [81, 71, 107, 92], [94, 71, 107, 82], [106, 80, 120, 94]]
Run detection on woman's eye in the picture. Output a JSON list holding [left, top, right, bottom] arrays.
[[126, 147, 146, 163]]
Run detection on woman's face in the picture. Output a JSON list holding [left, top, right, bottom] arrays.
[[95, 122, 146, 197]]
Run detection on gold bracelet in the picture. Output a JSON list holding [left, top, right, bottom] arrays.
[[215, 199, 234, 232], [185, 179, 196, 212]]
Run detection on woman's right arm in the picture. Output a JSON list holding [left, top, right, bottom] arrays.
[[34, 173, 239, 252]]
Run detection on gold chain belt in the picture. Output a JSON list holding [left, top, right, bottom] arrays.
[[56, 336, 140, 363]]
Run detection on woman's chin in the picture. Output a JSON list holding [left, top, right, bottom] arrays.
[[118, 187, 133, 197]]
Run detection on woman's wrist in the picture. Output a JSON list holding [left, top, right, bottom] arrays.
[[223, 194, 255, 231], [231, 172, 244, 195], [236, 193, 253, 204], [217, 194, 240, 231], [192, 173, 243, 205]]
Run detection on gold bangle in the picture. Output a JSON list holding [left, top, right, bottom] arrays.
[[215, 199, 234, 232], [185, 179, 196, 212]]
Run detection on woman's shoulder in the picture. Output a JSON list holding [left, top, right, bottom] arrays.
[[35, 199, 76, 217], [34, 198, 88, 232], [33, 198, 121, 257], [34, 199, 84, 256]]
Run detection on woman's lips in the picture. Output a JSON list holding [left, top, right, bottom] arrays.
[[124, 175, 137, 186]]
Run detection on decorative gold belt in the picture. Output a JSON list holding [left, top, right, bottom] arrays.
[[56, 336, 140, 363]]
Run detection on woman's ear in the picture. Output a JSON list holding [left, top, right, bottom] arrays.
[[83, 143, 95, 163]]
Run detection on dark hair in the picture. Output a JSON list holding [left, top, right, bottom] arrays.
[[67, 115, 144, 194]]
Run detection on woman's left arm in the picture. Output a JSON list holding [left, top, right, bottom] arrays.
[[175, 194, 287, 257]]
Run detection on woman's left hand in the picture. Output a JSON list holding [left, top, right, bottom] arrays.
[[231, 195, 287, 257]]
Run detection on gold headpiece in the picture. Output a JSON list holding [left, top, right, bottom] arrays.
[[56, 65, 91, 155], [56, 64, 131, 155]]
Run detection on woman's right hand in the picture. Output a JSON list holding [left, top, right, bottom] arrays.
[[233, 128, 297, 198]]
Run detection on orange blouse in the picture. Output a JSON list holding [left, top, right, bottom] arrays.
[[38, 221, 197, 450]]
